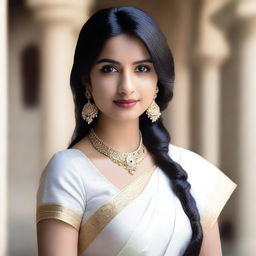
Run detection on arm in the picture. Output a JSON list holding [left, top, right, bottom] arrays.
[[199, 221, 222, 256], [36, 152, 86, 256], [37, 219, 79, 256]]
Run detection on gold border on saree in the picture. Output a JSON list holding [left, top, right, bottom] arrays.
[[78, 166, 157, 254], [36, 203, 83, 230], [200, 176, 237, 233]]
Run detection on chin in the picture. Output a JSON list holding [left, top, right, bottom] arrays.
[[110, 113, 140, 122], [99, 109, 144, 123]]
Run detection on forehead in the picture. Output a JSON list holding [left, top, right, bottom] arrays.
[[97, 34, 151, 61]]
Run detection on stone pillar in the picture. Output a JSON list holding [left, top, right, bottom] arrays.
[[234, 0, 256, 254], [0, 0, 7, 255], [195, 0, 230, 165], [26, 0, 92, 166], [164, 0, 194, 149]]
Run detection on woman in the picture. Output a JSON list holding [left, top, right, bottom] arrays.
[[36, 6, 236, 256]]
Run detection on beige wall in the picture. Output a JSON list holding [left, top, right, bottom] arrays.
[[8, 1, 40, 255], [1, 0, 7, 255]]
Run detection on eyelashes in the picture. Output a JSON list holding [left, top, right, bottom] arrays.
[[100, 65, 117, 73], [135, 65, 151, 72], [99, 64, 151, 73]]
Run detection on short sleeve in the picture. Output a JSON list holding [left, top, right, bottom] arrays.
[[168, 145, 237, 233], [36, 151, 86, 230]]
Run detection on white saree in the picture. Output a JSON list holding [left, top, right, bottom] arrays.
[[37, 144, 236, 256]]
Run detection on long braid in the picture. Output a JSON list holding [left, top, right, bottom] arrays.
[[140, 116, 203, 255]]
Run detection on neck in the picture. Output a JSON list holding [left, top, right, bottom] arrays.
[[93, 115, 141, 152]]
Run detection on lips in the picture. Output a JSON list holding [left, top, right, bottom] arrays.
[[113, 99, 139, 109], [114, 99, 139, 103]]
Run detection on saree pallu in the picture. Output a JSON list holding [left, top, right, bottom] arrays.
[[78, 168, 191, 256]]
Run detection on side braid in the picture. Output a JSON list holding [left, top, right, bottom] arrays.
[[141, 117, 203, 255]]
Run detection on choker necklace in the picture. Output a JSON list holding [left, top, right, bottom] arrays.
[[88, 129, 147, 175]]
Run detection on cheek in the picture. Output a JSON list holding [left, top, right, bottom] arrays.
[[90, 75, 116, 97], [138, 72, 158, 91], [89, 83, 116, 111], [146, 89, 156, 103], [140, 76, 158, 97]]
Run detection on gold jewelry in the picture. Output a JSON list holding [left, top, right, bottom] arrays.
[[88, 129, 147, 175], [82, 87, 98, 124], [146, 86, 161, 122]]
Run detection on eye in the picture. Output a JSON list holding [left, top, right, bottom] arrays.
[[100, 65, 118, 73], [135, 65, 151, 73]]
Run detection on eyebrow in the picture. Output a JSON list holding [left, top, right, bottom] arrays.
[[95, 58, 153, 65]]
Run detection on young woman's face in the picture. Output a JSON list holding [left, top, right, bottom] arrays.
[[87, 33, 158, 122]]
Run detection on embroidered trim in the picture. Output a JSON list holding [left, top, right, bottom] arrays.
[[36, 203, 83, 230], [78, 166, 157, 254], [200, 176, 237, 232]]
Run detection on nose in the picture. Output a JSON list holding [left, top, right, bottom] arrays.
[[118, 70, 135, 95]]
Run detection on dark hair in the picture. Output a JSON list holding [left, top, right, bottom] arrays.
[[68, 6, 203, 255]]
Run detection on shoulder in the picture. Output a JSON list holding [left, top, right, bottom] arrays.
[[168, 143, 209, 166], [167, 144, 222, 181], [37, 149, 87, 215], [46, 149, 82, 169], [167, 143, 236, 191], [167, 144, 237, 232], [38, 149, 88, 198], [37, 149, 87, 230], [42, 149, 85, 178]]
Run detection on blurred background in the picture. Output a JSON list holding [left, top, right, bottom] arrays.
[[1, 0, 256, 255]]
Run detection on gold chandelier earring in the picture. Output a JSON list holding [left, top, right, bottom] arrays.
[[81, 87, 98, 124], [146, 86, 161, 122]]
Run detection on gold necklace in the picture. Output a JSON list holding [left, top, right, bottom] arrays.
[[88, 129, 147, 175]]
